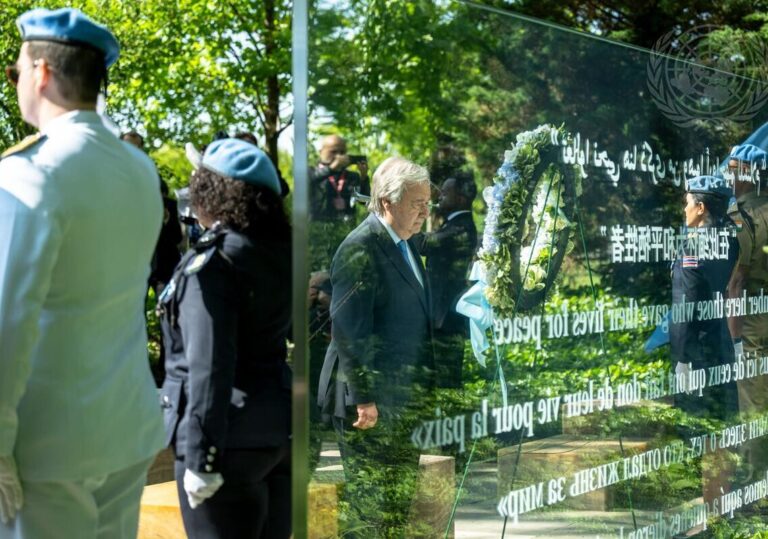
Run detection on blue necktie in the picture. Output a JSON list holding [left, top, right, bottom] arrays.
[[397, 240, 410, 266], [398, 239, 423, 288]]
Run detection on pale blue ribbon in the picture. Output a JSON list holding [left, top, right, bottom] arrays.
[[456, 262, 508, 406], [456, 262, 492, 367]]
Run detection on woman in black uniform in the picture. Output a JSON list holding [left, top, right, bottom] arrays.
[[671, 175, 738, 422], [159, 138, 291, 538]]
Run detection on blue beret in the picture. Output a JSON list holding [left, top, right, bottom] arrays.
[[202, 139, 281, 194], [728, 143, 768, 165], [686, 175, 731, 199], [17, 8, 119, 68]]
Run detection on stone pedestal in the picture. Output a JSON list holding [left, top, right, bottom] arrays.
[[137, 481, 184, 539], [308, 482, 340, 539], [413, 455, 456, 538], [498, 435, 650, 511], [310, 449, 457, 537]]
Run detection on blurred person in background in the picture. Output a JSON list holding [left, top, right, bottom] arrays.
[[309, 134, 371, 276], [726, 144, 768, 478], [311, 134, 369, 222], [120, 130, 144, 150], [149, 177, 182, 298], [119, 130, 183, 297], [418, 171, 477, 388]]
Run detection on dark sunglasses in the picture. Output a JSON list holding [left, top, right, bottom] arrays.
[[4, 61, 42, 87], [5, 65, 19, 86]]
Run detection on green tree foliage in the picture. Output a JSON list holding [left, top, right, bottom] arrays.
[[0, 0, 291, 170], [311, 0, 486, 160], [311, 0, 768, 300], [504, 0, 768, 49]]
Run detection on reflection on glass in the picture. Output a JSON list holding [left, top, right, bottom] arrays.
[[304, 2, 768, 537]]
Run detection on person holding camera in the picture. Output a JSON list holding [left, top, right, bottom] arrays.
[[310, 135, 369, 221]]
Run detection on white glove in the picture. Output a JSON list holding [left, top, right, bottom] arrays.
[[183, 468, 223, 509], [0, 455, 22, 525], [734, 339, 744, 359], [675, 361, 692, 394]]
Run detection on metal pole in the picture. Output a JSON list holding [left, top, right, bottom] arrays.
[[291, 0, 309, 537]]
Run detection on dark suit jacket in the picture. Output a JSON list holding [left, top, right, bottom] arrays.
[[160, 227, 292, 473], [318, 214, 436, 419], [420, 211, 477, 334]]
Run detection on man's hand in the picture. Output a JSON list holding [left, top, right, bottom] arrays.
[[329, 154, 350, 172], [353, 402, 378, 430], [183, 468, 224, 509], [0, 455, 22, 525], [675, 362, 692, 394]]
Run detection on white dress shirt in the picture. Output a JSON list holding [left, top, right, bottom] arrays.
[[375, 213, 424, 287]]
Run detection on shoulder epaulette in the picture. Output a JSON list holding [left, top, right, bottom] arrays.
[[183, 246, 218, 275], [1, 133, 46, 159], [184, 226, 228, 275], [194, 225, 227, 250]]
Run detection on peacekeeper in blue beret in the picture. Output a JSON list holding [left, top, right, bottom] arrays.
[[726, 144, 768, 476], [158, 139, 291, 538], [671, 176, 739, 426], [0, 8, 165, 538]]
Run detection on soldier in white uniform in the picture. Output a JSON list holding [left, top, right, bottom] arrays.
[[0, 8, 164, 539]]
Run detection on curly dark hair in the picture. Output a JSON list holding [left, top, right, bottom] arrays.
[[190, 167, 290, 240]]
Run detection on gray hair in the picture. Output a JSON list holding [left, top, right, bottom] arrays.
[[368, 156, 430, 214]]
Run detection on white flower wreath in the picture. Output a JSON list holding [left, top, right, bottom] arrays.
[[478, 124, 581, 317]]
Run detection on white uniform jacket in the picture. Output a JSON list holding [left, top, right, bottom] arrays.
[[0, 110, 165, 481]]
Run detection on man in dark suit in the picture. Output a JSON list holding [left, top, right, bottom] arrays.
[[318, 156, 436, 537], [419, 172, 478, 387]]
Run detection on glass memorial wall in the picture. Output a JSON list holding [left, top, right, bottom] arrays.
[[300, 1, 768, 537]]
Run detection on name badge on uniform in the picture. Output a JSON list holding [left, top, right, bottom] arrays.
[[157, 279, 176, 304]]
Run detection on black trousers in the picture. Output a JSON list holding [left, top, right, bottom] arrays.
[[175, 445, 291, 539], [333, 411, 425, 538]]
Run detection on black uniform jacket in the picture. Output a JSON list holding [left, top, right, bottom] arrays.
[[160, 226, 291, 473], [318, 214, 436, 419], [420, 211, 477, 334], [670, 227, 738, 370]]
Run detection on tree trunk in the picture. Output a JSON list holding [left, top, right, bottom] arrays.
[[264, 0, 280, 169]]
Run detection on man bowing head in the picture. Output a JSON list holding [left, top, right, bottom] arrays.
[[318, 157, 436, 537]]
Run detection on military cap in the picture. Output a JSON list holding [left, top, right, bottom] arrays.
[[202, 138, 281, 194], [17, 8, 119, 68], [728, 144, 768, 165], [686, 175, 731, 199]]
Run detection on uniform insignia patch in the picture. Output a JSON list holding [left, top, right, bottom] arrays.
[[1, 133, 45, 159], [682, 255, 699, 268], [184, 250, 214, 275], [157, 279, 177, 303]]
